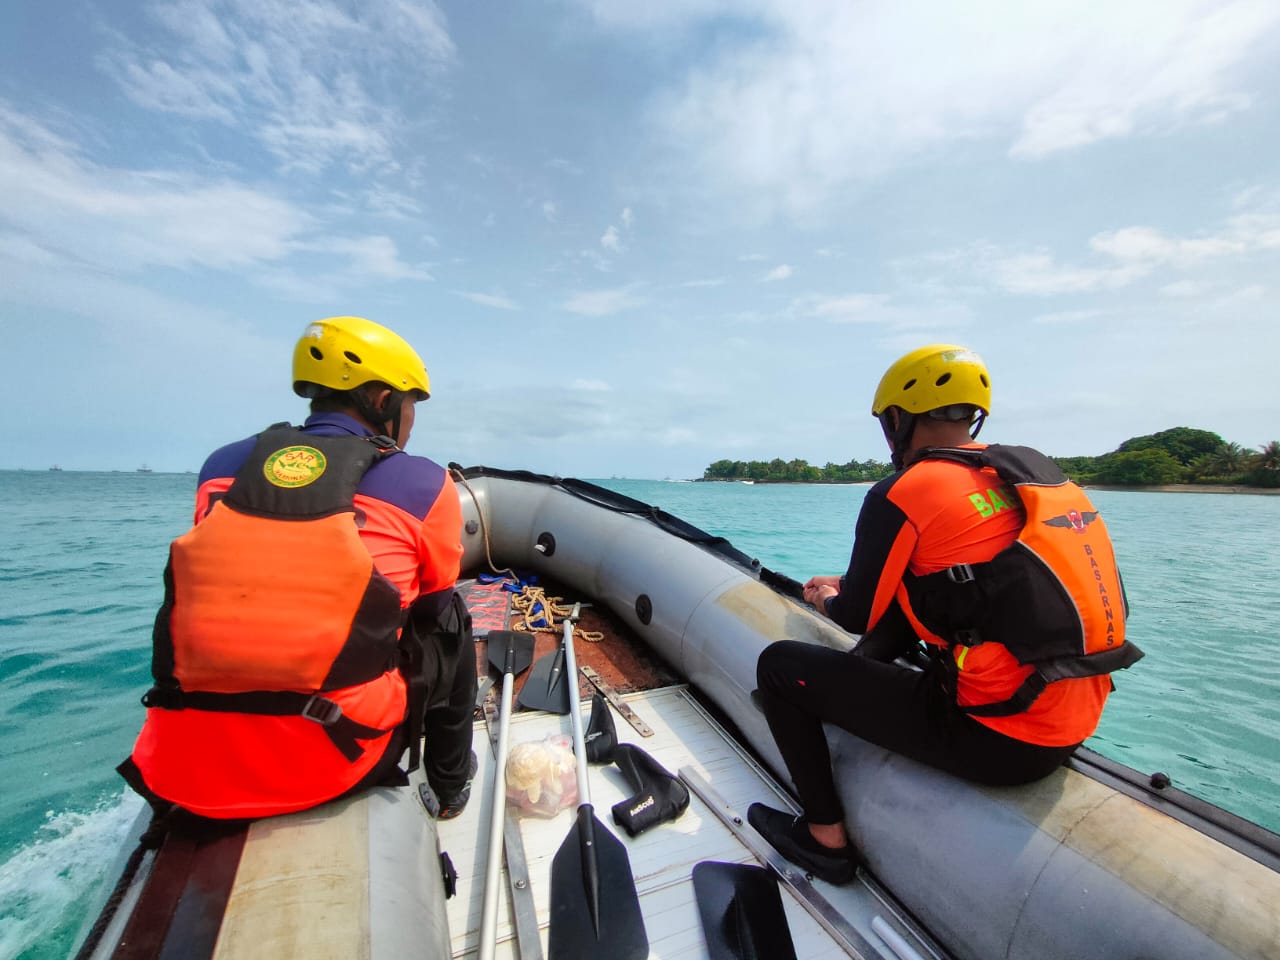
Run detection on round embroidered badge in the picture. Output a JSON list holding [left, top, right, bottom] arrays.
[[264, 445, 327, 488]]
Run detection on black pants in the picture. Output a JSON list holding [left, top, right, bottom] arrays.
[[756, 640, 1078, 825], [418, 596, 478, 796]]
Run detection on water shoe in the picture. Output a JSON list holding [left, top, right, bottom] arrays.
[[420, 751, 479, 820], [747, 803, 859, 885]]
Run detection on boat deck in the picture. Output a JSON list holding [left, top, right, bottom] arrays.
[[436, 683, 943, 960]]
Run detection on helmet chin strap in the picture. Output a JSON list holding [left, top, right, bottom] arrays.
[[351, 388, 402, 451], [879, 409, 917, 470]]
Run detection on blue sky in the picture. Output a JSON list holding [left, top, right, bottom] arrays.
[[3, 0, 1279, 478]]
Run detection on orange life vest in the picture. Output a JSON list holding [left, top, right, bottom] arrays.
[[905, 445, 1144, 717], [126, 425, 412, 818]]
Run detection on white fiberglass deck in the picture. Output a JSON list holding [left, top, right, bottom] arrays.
[[435, 684, 930, 960]]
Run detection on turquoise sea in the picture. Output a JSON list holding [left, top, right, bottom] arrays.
[[1, 470, 1278, 960]]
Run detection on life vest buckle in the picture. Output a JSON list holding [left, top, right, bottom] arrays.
[[945, 563, 976, 584], [141, 686, 183, 710], [301, 695, 343, 726]]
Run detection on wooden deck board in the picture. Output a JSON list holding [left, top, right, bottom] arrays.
[[436, 685, 863, 960]]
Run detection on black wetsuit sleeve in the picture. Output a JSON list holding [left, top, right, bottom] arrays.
[[824, 482, 911, 634], [852, 601, 919, 662], [407, 587, 455, 634]]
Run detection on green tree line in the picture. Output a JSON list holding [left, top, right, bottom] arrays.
[[703, 427, 1280, 488], [703, 457, 895, 483], [1054, 428, 1280, 487]]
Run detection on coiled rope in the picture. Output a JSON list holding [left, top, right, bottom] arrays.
[[451, 467, 602, 642], [509, 585, 603, 642]]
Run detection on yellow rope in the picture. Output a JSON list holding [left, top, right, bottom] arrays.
[[450, 468, 517, 580], [510, 585, 603, 642], [450, 467, 603, 642]]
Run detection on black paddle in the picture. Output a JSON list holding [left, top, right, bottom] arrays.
[[478, 630, 536, 960], [517, 639, 570, 714], [548, 606, 648, 960], [692, 861, 797, 960]]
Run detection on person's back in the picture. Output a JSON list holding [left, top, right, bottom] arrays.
[[120, 317, 467, 820], [750, 344, 1142, 885], [855, 449, 1112, 747]]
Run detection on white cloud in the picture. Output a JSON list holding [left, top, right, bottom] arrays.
[[680, 277, 726, 288], [457, 291, 519, 310], [1091, 226, 1245, 265], [305, 235, 431, 280], [571, 378, 612, 391], [98, 0, 456, 173], [353, 184, 423, 219], [577, 248, 615, 273], [1011, 2, 1275, 158], [798, 293, 888, 323], [547, 157, 585, 175], [990, 252, 1147, 295], [542, 201, 559, 222], [762, 263, 792, 282], [1092, 217, 1280, 266], [0, 104, 308, 271], [577, 0, 749, 30], [973, 198, 1280, 297], [0, 231, 61, 268], [628, 0, 1280, 218], [600, 209, 633, 251], [103, 58, 239, 122], [1226, 283, 1266, 302], [563, 285, 644, 316]]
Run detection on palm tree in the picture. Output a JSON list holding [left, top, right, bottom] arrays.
[[1207, 442, 1248, 479], [1256, 440, 1280, 472], [1187, 453, 1217, 482]]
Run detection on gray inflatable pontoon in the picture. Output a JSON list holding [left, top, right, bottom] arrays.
[[454, 466, 1280, 960]]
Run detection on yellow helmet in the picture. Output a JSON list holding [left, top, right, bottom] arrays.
[[292, 316, 430, 399], [871, 344, 990, 418]]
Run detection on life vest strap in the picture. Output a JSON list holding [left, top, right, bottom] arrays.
[[142, 687, 393, 762], [959, 671, 1049, 718]]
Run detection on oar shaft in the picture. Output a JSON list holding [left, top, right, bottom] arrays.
[[478, 665, 517, 960], [561, 611, 589, 801]]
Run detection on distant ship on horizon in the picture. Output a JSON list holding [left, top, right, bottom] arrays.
[[137, 464, 153, 474], [49, 464, 63, 471]]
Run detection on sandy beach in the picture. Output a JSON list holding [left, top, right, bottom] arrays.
[[1087, 483, 1280, 496]]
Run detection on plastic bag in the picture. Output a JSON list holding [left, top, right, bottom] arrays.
[[506, 733, 579, 817]]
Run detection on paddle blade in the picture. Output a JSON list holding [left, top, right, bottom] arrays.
[[549, 806, 648, 960], [692, 861, 796, 960], [486, 630, 535, 677], [516, 645, 570, 714]]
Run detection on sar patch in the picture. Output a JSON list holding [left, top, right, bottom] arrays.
[[263, 445, 327, 488]]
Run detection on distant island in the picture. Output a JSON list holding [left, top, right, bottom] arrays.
[[702, 427, 1280, 490]]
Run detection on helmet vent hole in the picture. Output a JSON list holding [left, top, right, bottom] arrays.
[[344, 350, 363, 365], [309, 347, 323, 360], [980, 374, 989, 387], [903, 378, 917, 391], [935, 373, 952, 387]]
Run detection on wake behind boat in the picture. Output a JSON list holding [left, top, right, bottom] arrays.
[[74, 466, 1280, 960]]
